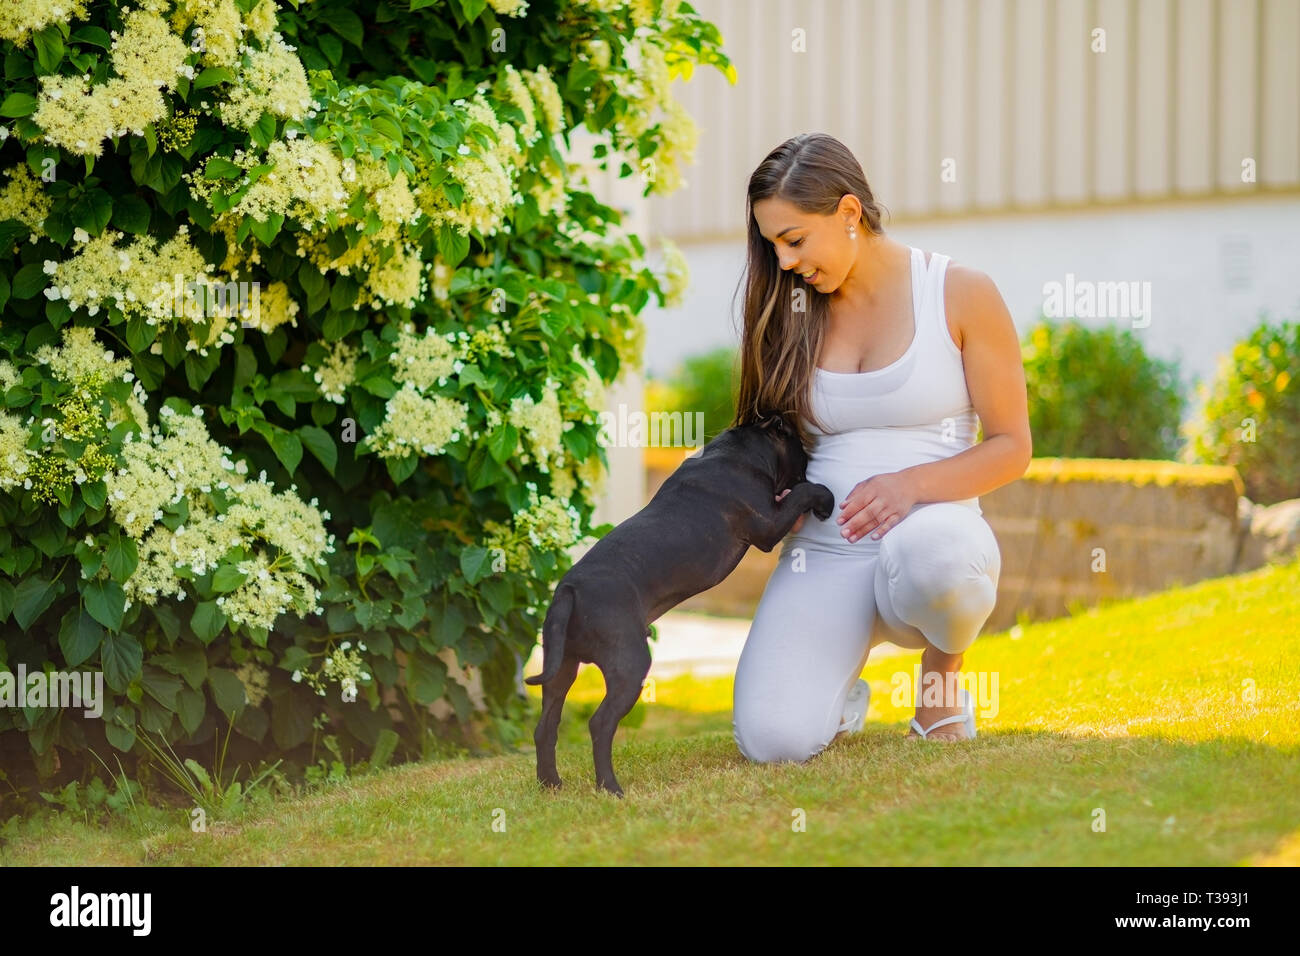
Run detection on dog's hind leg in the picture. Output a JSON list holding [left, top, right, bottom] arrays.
[[590, 637, 652, 798], [535, 655, 580, 790]]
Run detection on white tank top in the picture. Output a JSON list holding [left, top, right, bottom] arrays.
[[794, 246, 980, 552]]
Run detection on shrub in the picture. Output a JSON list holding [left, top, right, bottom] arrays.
[[1020, 318, 1186, 459], [1180, 314, 1300, 505], [0, 0, 733, 795], [644, 345, 737, 443]]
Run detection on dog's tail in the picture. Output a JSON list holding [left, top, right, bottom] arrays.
[[524, 582, 574, 686]]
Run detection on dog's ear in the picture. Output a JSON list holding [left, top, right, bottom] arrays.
[[757, 412, 787, 432]]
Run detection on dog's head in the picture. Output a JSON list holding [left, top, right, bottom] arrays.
[[753, 412, 809, 490]]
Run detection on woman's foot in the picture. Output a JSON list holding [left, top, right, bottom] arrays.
[[906, 647, 971, 741]]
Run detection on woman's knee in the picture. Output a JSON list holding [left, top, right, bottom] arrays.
[[877, 505, 1001, 653], [880, 505, 1000, 597], [733, 709, 832, 764]]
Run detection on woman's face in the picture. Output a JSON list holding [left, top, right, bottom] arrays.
[[752, 196, 857, 294]]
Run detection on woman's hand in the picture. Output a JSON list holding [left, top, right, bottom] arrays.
[[836, 471, 919, 542], [774, 487, 806, 535]]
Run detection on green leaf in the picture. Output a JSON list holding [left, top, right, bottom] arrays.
[[142, 669, 183, 709], [406, 652, 445, 705], [193, 66, 233, 89], [204, 156, 242, 180], [318, 8, 365, 48], [486, 423, 518, 463], [268, 427, 302, 474], [58, 607, 103, 666], [457, 0, 490, 21], [384, 453, 418, 484], [104, 706, 136, 751], [459, 545, 491, 585], [43, 207, 73, 245], [126, 316, 156, 352], [271, 691, 313, 749], [70, 25, 112, 49], [212, 564, 247, 593], [13, 576, 57, 629], [249, 211, 284, 245], [480, 576, 512, 616], [84, 577, 125, 631], [109, 193, 151, 234], [101, 632, 143, 691], [250, 111, 275, 150], [208, 668, 247, 718], [436, 222, 469, 268], [428, 121, 458, 148], [105, 534, 138, 582], [318, 32, 343, 67], [11, 262, 46, 300], [156, 643, 207, 689], [298, 424, 338, 471], [371, 728, 399, 769], [176, 686, 205, 734], [232, 344, 257, 389], [191, 600, 226, 644], [33, 25, 65, 73], [82, 479, 107, 511], [182, 757, 212, 792], [0, 92, 38, 118], [297, 261, 325, 300], [70, 188, 112, 235]]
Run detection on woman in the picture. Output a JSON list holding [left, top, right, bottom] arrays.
[[730, 133, 1032, 761]]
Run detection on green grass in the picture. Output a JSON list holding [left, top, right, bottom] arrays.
[[3, 554, 1299, 866]]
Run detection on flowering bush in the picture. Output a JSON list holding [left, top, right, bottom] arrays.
[[0, 0, 730, 787], [1181, 315, 1300, 505]]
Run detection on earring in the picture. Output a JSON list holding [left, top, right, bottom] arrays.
[[848, 225, 857, 238]]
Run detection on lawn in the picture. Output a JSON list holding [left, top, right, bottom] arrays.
[[3, 554, 1298, 866]]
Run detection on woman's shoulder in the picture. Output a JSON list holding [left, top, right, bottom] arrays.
[[938, 259, 1009, 352]]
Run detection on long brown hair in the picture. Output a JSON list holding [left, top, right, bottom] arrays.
[[730, 133, 888, 450]]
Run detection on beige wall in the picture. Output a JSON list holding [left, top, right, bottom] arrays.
[[653, 0, 1300, 239]]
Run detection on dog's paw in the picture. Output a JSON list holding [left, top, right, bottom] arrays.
[[811, 485, 835, 520]]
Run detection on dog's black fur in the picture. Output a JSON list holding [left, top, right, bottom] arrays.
[[525, 412, 835, 797]]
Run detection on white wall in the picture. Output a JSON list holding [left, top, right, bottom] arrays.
[[642, 195, 1300, 404]]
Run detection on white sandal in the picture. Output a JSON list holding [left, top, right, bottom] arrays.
[[908, 687, 976, 740], [837, 678, 871, 735]]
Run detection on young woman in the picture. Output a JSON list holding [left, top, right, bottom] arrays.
[[730, 133, 1032, 761]]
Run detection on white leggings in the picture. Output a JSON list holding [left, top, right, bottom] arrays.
[[733, 502, 1002, 764]]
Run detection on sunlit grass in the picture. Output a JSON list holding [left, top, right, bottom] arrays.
[[3, 554, 1298, 865]]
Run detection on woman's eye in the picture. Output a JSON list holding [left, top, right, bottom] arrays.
[[789, 238, 803, 247]]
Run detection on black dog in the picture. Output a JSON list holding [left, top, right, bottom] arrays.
[[525, 413, 835, 797]]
